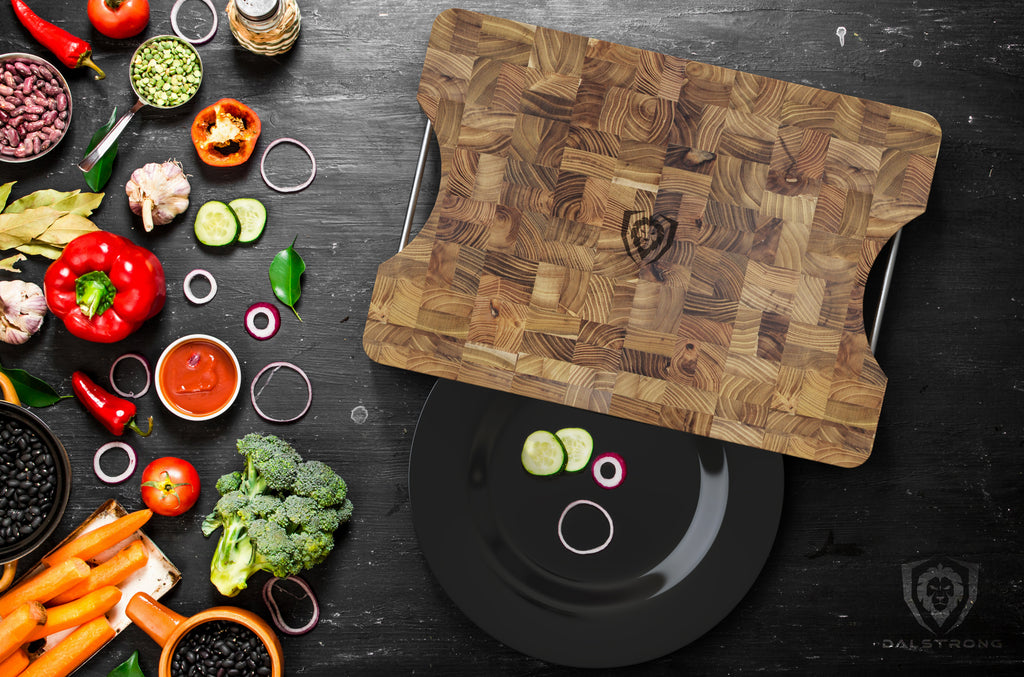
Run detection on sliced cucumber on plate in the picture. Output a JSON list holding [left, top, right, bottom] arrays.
[[555, 428, 594, 473], [521, 430, 567, 476]]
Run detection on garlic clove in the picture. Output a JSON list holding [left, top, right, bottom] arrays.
[[0, 279, 46, 345]]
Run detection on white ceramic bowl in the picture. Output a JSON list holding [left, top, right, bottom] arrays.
[[155, 334, 241, 421]]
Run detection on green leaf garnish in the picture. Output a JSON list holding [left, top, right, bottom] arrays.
[[269, 236, 305, 321], [82, 108, 118, 192]]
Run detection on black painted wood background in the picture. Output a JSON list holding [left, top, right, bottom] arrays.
[[2, 1, 1021, 674]]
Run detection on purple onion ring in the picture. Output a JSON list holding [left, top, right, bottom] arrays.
[[260, 138, 317, 193], [94, 441, 137, 485], [245, 302, 281, 340], [592, 453, 626, 489], [109, 352, 151, 399], [170, 0, 219, 45], [263, 575, 320, 635], [557, 499, 614, 555], [250, 361, 312, 423]]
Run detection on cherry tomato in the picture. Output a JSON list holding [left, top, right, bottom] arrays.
[[87, 0, 150, 40], [141, 457, 200, 516]]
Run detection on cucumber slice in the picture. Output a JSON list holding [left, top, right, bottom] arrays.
[[194, 201, 240, 246], [521, 430, 567, 476], [556, 428, 594, 472], [229, 198, 268, 243]]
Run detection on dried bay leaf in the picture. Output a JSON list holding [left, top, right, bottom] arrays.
[[3, 189, 81, 214], [36, 213, 101, 246], [49, 191, 105, 217], [0, 207, 62, 250], [15, 242, 64, 259], [0, 182, 13, 212], [0, 253, 26, 271]]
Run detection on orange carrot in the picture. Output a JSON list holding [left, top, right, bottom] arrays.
[[0, 648, 29, 677], [42, 509, 153, 567], [18, 615, 114, 677], [0, 601, 46, 662], [0, 558, 90, 617], [50, 539, 148, 606], [26, 586, 121, 642]]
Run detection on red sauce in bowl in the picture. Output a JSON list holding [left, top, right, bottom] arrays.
[[158, 338, 239, 418]]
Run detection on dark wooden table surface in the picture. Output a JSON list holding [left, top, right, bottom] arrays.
[[2, 1, 1022, 674]]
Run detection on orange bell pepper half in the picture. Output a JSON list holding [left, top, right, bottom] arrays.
[[190, 98, 261, 167]]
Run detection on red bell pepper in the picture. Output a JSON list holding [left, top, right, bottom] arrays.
[[10, 0, 106, 80], [72, 371, 152, 436], [44, 231, 166, 343]]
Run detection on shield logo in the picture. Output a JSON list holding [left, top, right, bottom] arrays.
[[621, 210, 678, 267], [901, 556, 979, 635]]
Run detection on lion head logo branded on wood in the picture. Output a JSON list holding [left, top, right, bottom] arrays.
[[621, 211, 678, 267], [902, 557, 979, 635]]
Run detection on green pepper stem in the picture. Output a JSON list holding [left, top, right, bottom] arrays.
[[129, 416, 154, 437], [75, 271, 117, 319]]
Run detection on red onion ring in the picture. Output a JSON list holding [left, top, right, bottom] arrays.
[[593, 453, 626, 489], [250, 361, 312, 423], [170, 0, 219, 45], [557, 499, 614, 555], [109, 352, 151, 399], [260, 138, 317, 193], [94, 441, 137, 484], [245, 302, 281, 340], [183, 269, 217, 304], [263, 575, 320, 635]]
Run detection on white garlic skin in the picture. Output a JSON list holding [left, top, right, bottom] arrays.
[[126, 160, 192, 232], [0, 279, 46, 345]]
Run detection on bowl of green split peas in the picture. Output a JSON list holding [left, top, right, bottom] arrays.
[[130, 35, 203, 109]]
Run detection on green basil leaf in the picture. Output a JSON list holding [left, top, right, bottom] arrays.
[[107, 650, 146, 677], [0, 363, 70, 408], [83, 108, 118, 192], [269, 236, 305, 321]]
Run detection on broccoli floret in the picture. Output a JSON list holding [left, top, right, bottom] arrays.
[[202, 433, 354, 597], [293, 460, 348, 507], [215, 471, 242, 495]]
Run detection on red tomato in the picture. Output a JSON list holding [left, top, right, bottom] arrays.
[[87, 0, 150, 40], [141, 457, 201, 516]]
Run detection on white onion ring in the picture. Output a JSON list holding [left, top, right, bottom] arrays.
[[260, 138, 317, 193], [263, 575, 320, 635], [93, 441, 137, 485], [245, 302, 281, 340], [593, 453, 626, 489], [183, 269, 217, 304], [109, 352, 151, 399], [250, 361, 312, 423], [170, 0, 219, 45], [557, 500, 614, 555]]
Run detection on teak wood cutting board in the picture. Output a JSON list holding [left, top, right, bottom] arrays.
[[364, 9, 941, 467]]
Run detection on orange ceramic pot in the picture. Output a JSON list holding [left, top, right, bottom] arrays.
[[126, 592, 284, 677]]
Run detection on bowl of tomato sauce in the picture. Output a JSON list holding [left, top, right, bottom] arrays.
[[155, 334, 241, 421]]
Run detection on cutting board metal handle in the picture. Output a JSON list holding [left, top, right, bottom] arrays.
[[399, 119, 434, 253]]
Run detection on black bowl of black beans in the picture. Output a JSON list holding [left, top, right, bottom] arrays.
[[0, 398, 72, 578], [0, 53, 73, 163]]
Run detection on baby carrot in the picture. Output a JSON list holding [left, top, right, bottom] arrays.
[[0, 558, 90, 616], [50, 539, 148, 605], [0, 648, 29, 677], [42, 509, 153, 566], [26, 586, 122, 642], [0, 601, 46, 662], [18, 615, 114, 677]]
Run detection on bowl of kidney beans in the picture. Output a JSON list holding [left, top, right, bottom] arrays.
[[0, 53, 72, 163], [0, 396, 72, 573]]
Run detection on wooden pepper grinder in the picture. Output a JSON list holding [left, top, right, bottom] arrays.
[[227, 0, 301, 55]]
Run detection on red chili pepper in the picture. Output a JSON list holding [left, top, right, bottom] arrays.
[[44, 231, 166, 343], [71, 371, 153, 436], [10, 0, 106, 80]]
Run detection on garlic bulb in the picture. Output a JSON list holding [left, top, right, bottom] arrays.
[[0, 280, 46, 345], [126, 160, 192, 232]]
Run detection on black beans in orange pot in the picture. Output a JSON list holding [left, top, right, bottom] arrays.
[[171, 620, 272, 677]]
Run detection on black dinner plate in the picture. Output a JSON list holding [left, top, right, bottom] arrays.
[[409, 379, 784, 668]]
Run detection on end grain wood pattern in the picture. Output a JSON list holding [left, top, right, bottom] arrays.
[[365, 9, 941, 467]]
